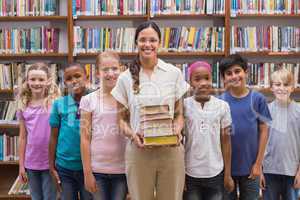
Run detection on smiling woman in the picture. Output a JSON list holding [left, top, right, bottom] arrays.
[[111, 21, 190, 200]]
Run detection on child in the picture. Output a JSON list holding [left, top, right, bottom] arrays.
[[80, 51, 127, 200], [49, 63, 92, 200], [18, 62, 60, 200], [219, 54, 272, 200], [183, 61, 234, 200], [261, 68, 300, 200]]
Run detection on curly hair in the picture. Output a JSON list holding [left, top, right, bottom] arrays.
[[18, 62, 60, 111]]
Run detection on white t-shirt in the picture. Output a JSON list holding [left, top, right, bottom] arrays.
[[184, 96, 232, 178], [80, 90, 126, 174], [111, 59, 190, 134]]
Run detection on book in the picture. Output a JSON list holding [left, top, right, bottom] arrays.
[[140, 105, 177, 146], [8, 176, 30, 195], [0, 0, 59, 16], [72, 0, 147, 16]]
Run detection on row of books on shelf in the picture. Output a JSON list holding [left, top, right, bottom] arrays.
[[1, 62, 300, 93], [231, 26, 300, 53], [73, 26, 225, 54], [0, 0, 59, 17], [8, 176, 30, 195], [0, 27, 60, 54], [150, 0, 225, 16], [0, 101, 17, 120], [0, 63, 58, 90], [0, 134, 19, 161], [180, 62, 300, 88], [231, 0, 300, 15], [72, 0, 147, 16]]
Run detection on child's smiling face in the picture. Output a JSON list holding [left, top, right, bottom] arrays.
[[97, 57, 121, 90], [64, 66, 87, 96], [27, 69, 49, 97], [223, 65, 247, 89], [190, 67, 212, 102], [271, 80, 294, 102]]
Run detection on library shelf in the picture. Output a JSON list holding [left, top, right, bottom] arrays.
[[75, 52, 225, 58], [235, 51, 300, 57], [0, 194, 30, 200], [0, 53, 68, 59], [0, 16, 67, 21], [0, 161, 18, 166], [231, 14, 300, 18], [0, 90, 13, 94], [151, 13, 225, 19], [0, 123, 19, 130], [74, 15, 148, 20]]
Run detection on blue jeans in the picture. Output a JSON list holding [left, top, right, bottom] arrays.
[[224, 176, 259, 200], [92, 173, 127, 200], [56, 164, 92, 200], [183, 171, 224, 200], [263, 173, 299, 200], [26, 169, 56, 200]]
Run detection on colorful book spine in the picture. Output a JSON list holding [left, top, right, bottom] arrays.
[[0, 27, 60, 54], [231, 25, 300, 53], [72, 0, 146, 16], [0, 134, 19, 161], [150, 0, 225, 15], [231, 0, 299, 15], [0, 0, 59, 16], [74, 26, 224, 54]]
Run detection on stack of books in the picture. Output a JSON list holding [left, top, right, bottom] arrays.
[[140, 105, 177, 146]]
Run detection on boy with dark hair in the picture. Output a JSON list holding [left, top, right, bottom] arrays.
[[219, 54, 272, 200]]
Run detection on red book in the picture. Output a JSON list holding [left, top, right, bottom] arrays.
[[120, 0, 123, 15]]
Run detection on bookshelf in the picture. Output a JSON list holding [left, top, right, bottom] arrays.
[[0, 0, 299, 199]]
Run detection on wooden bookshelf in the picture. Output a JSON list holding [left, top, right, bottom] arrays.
[[75, 52, 225, 58], [0, 194, 30, 200], [0, 53, 68, 58], [74, 15, 148, 20], [236, 51, 300, 57], [231, 14, 300, 18], [0, 165, 30, 200], [0, 16, 67, 21], [150, 13, 225, 19], [0, 90, 13, 94], [0, 122, 19, 129], [0, 161, 18, 166]]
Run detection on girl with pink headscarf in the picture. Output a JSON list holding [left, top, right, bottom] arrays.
[[183, 61, 235, 200]]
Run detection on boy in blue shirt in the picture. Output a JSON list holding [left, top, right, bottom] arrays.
[[219, 54, 271, 200], [49, 63, 92, 200]]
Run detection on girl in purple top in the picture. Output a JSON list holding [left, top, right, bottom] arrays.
[[18, 62, 60, 200]]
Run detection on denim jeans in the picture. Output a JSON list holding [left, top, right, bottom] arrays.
[[92, 173, 127, 200], [183, 171, 224, 200], [224, 175, 259, 200], [26, 169, 57, 200], [56, 164, 92, 200], [263, 173, 299, 200]]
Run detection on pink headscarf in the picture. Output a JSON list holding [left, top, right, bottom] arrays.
[[188, 61, 212, 80]]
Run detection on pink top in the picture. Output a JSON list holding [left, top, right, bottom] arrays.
[[80, 90, 126, 174], [17, 105, 51, 170]]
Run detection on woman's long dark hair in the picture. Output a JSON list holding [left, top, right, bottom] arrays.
[[130, 21, 161, 94]]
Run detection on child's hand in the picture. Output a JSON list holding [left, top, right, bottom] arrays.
[[50, 168, 62, 192], [248, 163, 262, 179], [260, 173, 266, 190], [132, 133, 144, 148], [294, 171, 300, 189], [84, 172, 98, 193], [19, 167, 28, 183], [224, 175, 235, 192]]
